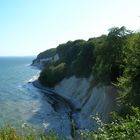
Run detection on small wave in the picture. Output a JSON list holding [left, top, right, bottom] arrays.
[[28, 75, 39, 82], [24, 72, 40, 83]]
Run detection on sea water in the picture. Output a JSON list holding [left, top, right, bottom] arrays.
[[0, 57, 71, 136]]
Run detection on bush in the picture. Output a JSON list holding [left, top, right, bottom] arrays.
[[117, 33, 140, 107], [0, 125, 58, 140], [81, 107, 140, 140], [92, 27, 130, 84], [71, 44, 95, 78], [39, 63, 67, 87]]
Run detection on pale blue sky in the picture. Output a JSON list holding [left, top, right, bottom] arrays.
[[0, 0, 140, 56]]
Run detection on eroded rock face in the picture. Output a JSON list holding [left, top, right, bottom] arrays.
[[54, 76, 118, 130], [32, 54, 59, 69], [32, 51, 118, 132]]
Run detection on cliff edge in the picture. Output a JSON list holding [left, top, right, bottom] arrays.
[[32, 37, 119, 132]]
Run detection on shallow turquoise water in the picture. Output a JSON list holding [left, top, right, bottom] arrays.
[[0, 57, 50, 130], [0, 57, 71, 136]]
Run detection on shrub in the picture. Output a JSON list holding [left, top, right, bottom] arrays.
[[81, 107, 140, 140], [0, 125, 58, 140], [39, 63, 67, 87]]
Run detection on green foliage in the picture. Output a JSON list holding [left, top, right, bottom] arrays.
[[39, 63, 67, 87], [71, 42, 95, 77], [39, 39, 95, 86], [93, 26, 131, 84], [117, 33, 140, 107], [0, 126, 59, 140], [57, 40, 85, 64], [81, 107, 140, 140]]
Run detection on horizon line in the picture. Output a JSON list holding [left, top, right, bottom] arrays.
[[0, 55, 36, 57]]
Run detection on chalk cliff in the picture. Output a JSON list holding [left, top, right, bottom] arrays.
[[54, 76, 117, 130], [32, 38, 118, 134], [32, 51, 118, 130]]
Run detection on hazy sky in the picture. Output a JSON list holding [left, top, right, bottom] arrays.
[[0, 0, 140, 56]]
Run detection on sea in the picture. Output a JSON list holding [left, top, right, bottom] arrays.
[[0, 57, 54, 131]]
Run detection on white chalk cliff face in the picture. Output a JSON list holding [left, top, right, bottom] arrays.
[[54, 76, 118, 130], [32, 54, 59, 69]]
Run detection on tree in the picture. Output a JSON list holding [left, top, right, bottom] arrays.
[[39, 63, 67, 87], [118, 33, 140, 107], [93, 26, 131, 84], [71, 42, 95, 77]]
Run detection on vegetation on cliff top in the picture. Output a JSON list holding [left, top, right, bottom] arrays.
[[37, 26, 140, 108], [33, 26, 140, 139], [38, 26, 130, 86]]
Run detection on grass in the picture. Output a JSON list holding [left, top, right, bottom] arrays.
[[0, 126, 59, 140]]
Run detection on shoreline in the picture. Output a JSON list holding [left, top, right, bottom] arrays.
[[32, 80, 76, 111], [31, 80, 78, 138]]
